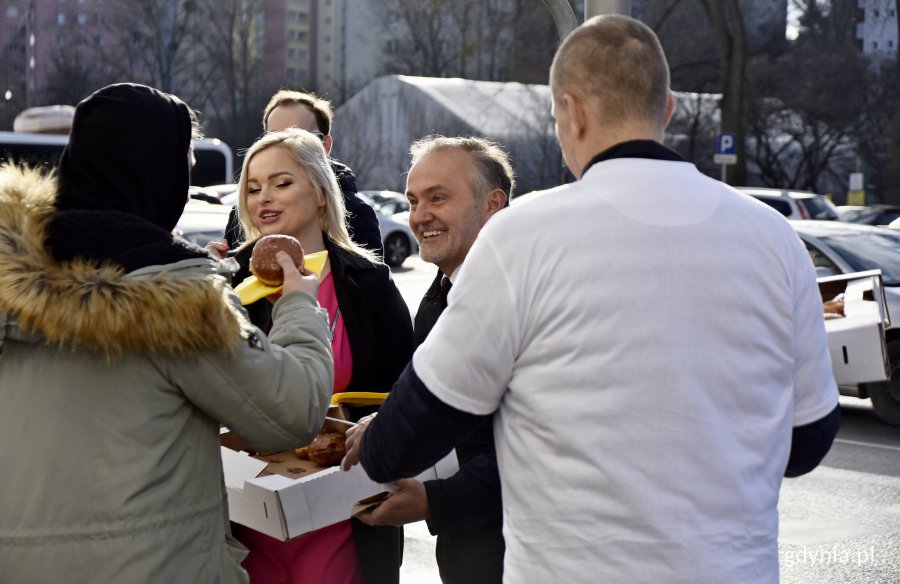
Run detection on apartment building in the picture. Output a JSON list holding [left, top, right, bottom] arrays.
[[857, 0, 898, 56]]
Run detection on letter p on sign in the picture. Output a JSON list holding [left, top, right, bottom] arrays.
[[716, 133, 736, 155]]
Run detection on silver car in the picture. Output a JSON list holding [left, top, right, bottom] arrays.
[[792, 220, 900, 425]]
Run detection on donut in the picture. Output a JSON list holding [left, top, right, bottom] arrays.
[[823, 293, 845, 317], [307, 432, 346, 467], [250, 234, 305, 286]]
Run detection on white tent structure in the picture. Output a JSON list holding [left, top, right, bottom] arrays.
[[332, 75, 565, 196]]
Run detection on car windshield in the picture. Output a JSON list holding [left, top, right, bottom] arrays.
[[799, 198, 838, 220], [818, 231, 900, 286]]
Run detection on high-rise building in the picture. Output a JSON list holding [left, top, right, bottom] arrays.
[[856, 0, 898, 56]]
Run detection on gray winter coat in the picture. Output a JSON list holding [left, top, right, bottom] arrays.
[[0, 167, 334, 583]]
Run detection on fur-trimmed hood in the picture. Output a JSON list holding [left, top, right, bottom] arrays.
[[0, 165, 251, 359]]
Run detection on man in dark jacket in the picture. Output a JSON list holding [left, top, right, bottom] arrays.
[[224, 90, 383, 258], [355, 136, 512, 584]]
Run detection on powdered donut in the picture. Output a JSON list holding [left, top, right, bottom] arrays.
[[250, 234, 305, 286]]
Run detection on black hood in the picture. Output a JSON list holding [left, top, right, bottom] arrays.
[[45, 83, 207, 271]]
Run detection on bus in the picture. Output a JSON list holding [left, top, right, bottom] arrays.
[[0, 130, 234, 187]]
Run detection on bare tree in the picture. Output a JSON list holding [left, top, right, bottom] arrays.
[[665, 92, 720, 176], [42, 44, 115, 105], [193, 0, 272, 153], [101, 0, 216, 110], [696, 0, 748, 185], [780, 0, 898, 203], [377, 0, 540, 82]]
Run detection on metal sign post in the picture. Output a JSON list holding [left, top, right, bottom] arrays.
[[713, 132, 737, 183], [585, 0, 632, 18]]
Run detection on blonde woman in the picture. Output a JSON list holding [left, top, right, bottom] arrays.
[[225, 129, 413, 584]]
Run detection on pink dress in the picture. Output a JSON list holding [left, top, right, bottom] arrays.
[[240, 272, 361, 584]]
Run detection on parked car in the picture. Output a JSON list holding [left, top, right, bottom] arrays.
[[358, 193, 418, 267], [738, 187, 839, 221], [360, 189, 410, 216], [175, 200, 232, 247], [792, 220, 900, 425], [836, 205, 900, 226]]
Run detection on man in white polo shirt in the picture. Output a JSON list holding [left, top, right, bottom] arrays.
[[344, 15, 840, 584]]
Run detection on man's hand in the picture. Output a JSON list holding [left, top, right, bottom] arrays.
[[342, 413, 376, 471], [278, 251, 320, 298], [355, 479, 429, 527]]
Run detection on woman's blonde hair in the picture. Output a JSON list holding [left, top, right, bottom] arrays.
[[236, 128, 378, 262]]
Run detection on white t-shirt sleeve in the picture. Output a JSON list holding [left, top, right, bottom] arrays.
[[790, 235, 840, 426], [413, 232, 518, 415]]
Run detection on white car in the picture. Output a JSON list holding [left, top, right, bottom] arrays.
[[738, 187, 839, 221], [358, 193, 418, 267], [359, 190, 410, 216], [792, 220, 900, 425], [175, 200, 231, 247]]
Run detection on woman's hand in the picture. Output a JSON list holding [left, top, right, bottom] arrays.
[[206, 238, 229, 259]]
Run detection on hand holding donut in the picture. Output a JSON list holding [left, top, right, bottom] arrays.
[[277, 251, 320, 298], [251, 235, 319, 300]]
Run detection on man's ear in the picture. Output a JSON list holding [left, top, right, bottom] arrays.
[[323, 134, 334, 155], [485, 188, 507, 215], [662, 90, 676, 129], [564, 92, 588, 140]]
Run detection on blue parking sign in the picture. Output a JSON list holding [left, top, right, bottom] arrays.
[[716, 133, 737, 155]]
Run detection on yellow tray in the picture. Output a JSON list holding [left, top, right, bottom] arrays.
[[331, 392, 389, 407], [234, 250, 327, 305]]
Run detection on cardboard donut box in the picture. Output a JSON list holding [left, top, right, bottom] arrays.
[[221, 410, 458, 541], [819, 270, 891, 385]]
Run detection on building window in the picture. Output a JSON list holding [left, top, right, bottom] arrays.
[[6, 6, 18, 17], [385, 39, 398, 55], [288, 30, 297, 41], [77, 13, 86, 24], [873, 41, 878, 49], [57, 13, 66, 25]]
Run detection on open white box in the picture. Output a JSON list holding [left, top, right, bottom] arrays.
[[819, 270, 891, 385], [221, 427, 458, 541]]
